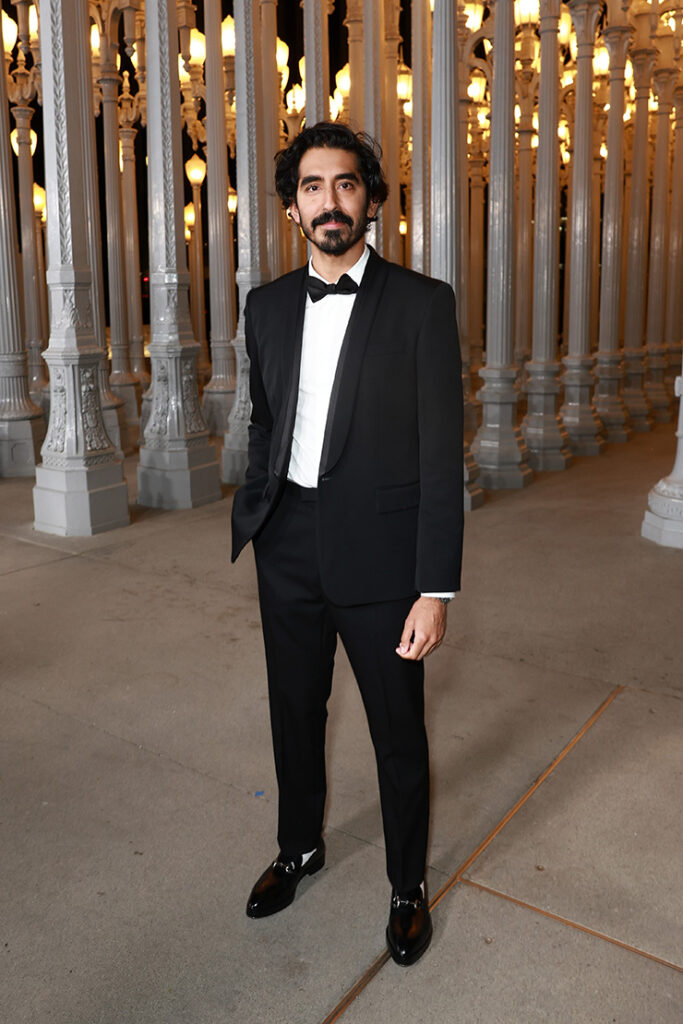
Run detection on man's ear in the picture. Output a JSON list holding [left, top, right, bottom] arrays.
[[289, 202, 301, 226], [367, 198, 379, 220]]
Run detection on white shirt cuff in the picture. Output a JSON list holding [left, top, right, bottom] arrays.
[[421, 592, 455, 600]]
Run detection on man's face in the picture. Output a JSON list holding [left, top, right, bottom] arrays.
[[289, 147, 379, 256]]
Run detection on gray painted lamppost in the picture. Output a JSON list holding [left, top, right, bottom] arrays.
[[137, 0, 221, 509], [383, 0, 402, 266], [303, 0, 331, 124], [431, 0, 483, 510], [644, 20, 678, 423], [95, 3, 141, 450], [184, 151, 211, 385], [0, 8, 44, 477], [261, 0, 284, 281], [81, 14, 127, 461], [559, 0, 605, 456], [410, 0, 431, 276], [641, 364, 683, 547], [622, 6, 656, 431], [344, 0, 364, 128], [594, 0, 632, 443], [468, 90, 487, 375], [118, 65, 150, 393], [471, 0, 533, 488], [32, 186, 50, 374], [222, 0, 270, 484], [363, 0, 385, 255], [33, 0, 128, 535], [665, 82, 683, 386], [522, 0, 573, 470], [6, 4, 49, 415], [201, 0, 237, 436], [513, 2, 539, 381]]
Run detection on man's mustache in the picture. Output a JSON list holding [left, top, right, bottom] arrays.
[[312, 210, 354, 229]]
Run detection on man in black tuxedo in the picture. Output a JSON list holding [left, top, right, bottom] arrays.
[[231, 122, 463, 966]]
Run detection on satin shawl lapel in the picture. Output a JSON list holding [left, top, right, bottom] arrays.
[[274, 266, 308, 478], [319, 248, 390, 477]]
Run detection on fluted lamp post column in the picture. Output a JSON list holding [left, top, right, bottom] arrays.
[[430, 0, 483, 509], [559, 0, 605, 456], [472, 0, 533, 488], [0, 11, 43, 476], [410, 0, 431, 275], [363, 0, 385, 254], [6, 11, 49, 416], [644, 21, 678, 423], [222, 0, 270, 484], [522, 0, 573, 469], [260, 0, 284, 281], [118, 69, 149, 392], [201, 0, 237, 435], [303, 0, 330, 124], [185, 152, 211, 386], [33, 0, 128, 534], [665, 83, 683, 385], [80, 19, 127, 461], [594, 1, 632, 442], [513, 1, 540, 379], [622, 8, 656, 431], [137, 0, 221, 509], [344, 0, 364, 127], [32, 184, 50, 371], [97, 18, 141, 449]]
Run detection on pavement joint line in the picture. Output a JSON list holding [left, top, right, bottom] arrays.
[[460, 879, 683, 975], [318, 683, 627, 1024], [431, 683, 626, 906]]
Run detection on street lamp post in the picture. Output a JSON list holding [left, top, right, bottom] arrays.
[[185, 152, 211, 385]]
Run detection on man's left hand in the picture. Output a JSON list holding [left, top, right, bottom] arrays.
[[396, 597, 448, 661]]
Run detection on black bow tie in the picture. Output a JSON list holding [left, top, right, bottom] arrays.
[[306, 273, 359, 303]]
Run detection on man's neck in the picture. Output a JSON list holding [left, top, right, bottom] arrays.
[[310, 238, 367, 283]]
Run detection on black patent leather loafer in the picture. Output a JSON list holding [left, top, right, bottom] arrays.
[[386, 885, 432, 966], [246, 841, 325, 919]]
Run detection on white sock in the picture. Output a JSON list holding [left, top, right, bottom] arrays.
[[300, 848, 316, 866]]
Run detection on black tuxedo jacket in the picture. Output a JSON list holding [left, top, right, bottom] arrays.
[[231, 247, 464, 607]]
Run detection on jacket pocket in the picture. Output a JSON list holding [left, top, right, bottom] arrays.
[[376, 481, 420, 513]]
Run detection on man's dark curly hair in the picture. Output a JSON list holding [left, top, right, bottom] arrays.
[[274, 121, 389, 223]]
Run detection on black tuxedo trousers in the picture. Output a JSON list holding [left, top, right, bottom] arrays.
[[254, 482, 429, 893]]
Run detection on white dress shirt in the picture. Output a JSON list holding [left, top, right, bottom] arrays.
[[287, 245, 370, 489], [286, 244, 454, 602]]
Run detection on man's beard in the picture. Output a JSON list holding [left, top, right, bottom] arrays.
[[300, 208, 369, 255]]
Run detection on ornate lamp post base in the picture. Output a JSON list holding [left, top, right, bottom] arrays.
[[32, 354, 129, 536], [593, 352, 631, 443], [463, 445, 485, 510], [642, 376, 683, 549], [0, 414, 45, 477], [137, 349, 222, 510], [642, 496, 683, 548], [471, 369, 534, 489], [560, 355, 606, 455], [138, 445, 221, 509], [202, 367, 235, 437], [623, 349, 653, 432], [644, 348, 673, 423], [221, 335, 248, 484], [522, 362, 574, 471], [34, 460, 129, 536]]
